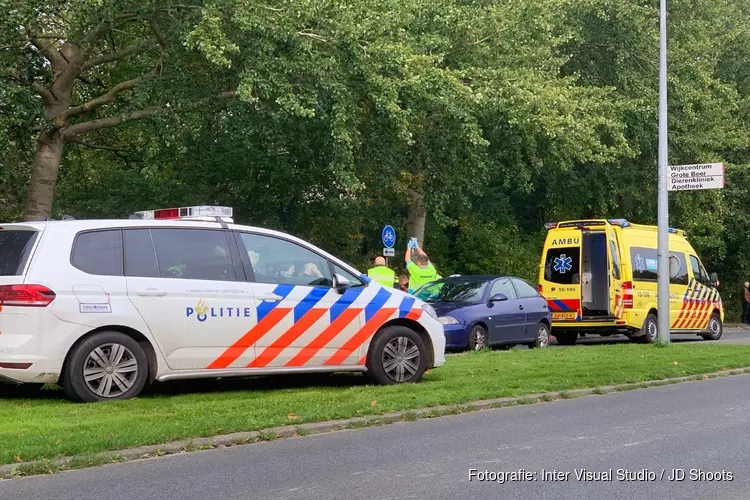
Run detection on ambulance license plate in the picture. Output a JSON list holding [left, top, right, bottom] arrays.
[[552, 312, 577, 321]]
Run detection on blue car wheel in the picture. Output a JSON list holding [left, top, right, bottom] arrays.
[[467, 324, 488, 351]]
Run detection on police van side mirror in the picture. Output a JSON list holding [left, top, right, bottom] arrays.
[[334, 274, 351, 294]]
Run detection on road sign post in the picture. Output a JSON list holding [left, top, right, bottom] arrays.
[[657, 0, 669, 344]]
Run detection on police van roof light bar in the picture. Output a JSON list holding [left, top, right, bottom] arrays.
[[132, 205, 234, 223]]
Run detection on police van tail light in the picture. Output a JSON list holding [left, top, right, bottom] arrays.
[[132, 206, 234, 223], [0, 285, 56, 307], [622, 281, 633, 308]]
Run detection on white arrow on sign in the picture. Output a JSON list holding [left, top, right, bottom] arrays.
[[667, 162, 725, 191]]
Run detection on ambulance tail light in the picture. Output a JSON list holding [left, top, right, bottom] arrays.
[[537, 284, 544, 297], [0, 284, 56, 307], [132, 206, 234, 223], [622, 281, 633, 308]]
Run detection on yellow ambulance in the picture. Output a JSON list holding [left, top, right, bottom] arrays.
[[537, 219, 723, 345]]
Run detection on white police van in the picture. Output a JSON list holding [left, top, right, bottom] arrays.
[[0, 206, 445, 402]]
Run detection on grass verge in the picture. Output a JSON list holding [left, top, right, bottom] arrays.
[[2, 343, 750, 469]]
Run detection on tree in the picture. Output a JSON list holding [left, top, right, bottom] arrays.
[[0, 0, 240, 220]]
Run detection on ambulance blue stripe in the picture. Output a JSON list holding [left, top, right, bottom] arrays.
[[552, 299, 570, 311], [329, 287, 364, 322], [256, 284, 295, 322], [398, 296, 416, 318], [293, 287, 329, 322], [365, 288, 392, 323]]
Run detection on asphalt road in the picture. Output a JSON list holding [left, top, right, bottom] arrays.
[[3, 375, 750, 500], [548, 324, 750, 347]]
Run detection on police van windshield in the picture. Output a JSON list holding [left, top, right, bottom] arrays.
[[544, 247, 581, 285], [415, 280, 488, 303]]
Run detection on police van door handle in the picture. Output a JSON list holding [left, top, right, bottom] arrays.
[[136, 288, 167, 297], [261, 293, 283, 302]]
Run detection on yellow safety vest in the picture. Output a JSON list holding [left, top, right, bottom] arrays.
[[406, 261, 440, 293], [367, 265, 396, 288]]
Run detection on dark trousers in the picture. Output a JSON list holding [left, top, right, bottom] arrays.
[[743, 302, 750, 324]]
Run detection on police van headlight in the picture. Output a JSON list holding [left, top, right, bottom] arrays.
[[438, 315, 460, 325], [421, 304, 439, 320]]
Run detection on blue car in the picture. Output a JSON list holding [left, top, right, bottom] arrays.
[[414, 275, 552, 351]]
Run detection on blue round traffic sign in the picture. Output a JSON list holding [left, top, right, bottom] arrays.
[[382, 225, 396, 248]]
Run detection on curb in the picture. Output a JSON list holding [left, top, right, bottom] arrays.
[[3, 367, 749, 479]]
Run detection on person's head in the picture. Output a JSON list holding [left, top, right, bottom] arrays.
[[248, 250, 259, 266], [176, 262, 187, 271], [374, 256, 386, 266], [417, 254, 429, 267], [302, 263, 317, 275], [399, 274, 408, 286], [745, 281, 749, 288]]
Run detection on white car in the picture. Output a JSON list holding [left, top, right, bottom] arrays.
[[0, 206, 445, 402]]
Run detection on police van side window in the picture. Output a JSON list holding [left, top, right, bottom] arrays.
[[123, 229, 159, 278], [544, 247, 580, 285], [71, 230, 123, 276], [236, 232, 334, 287], [150, 228, 236, 281]]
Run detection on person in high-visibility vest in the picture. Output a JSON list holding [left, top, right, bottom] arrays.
[[405, 240, 441, 294], [367, 256, 396, 288]]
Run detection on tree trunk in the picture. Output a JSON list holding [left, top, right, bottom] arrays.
[[406, 189, 427, 246], [24, 130, 65, 221]]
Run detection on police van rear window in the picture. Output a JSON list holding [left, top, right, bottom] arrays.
[[0, 230, 38, 276], [544, 247, 580, 285]]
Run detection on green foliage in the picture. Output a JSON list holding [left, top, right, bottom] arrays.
[[2, 0, 750, 318]]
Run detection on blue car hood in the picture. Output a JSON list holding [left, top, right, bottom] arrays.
[[428, 301, 475, 317]]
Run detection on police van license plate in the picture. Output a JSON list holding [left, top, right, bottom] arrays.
[[552, 312, 577, 321]]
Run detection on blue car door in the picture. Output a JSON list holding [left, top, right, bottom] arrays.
[[486, 278, 526, 344], [511, 278, 549, 341]]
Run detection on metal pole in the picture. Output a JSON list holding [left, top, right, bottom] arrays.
[[657, 0, 670, 343]]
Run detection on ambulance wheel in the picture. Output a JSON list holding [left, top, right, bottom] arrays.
[[554, 332, 577, 346], [701, 313, 723, 341], [467, 324, 488, 351], [636, 313, 659, 343], [62, 331, 149, 402], [365, 326, 427, 385], [528, 323, 550, 349]]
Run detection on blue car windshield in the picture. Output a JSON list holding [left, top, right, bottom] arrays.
[[415, 280, 488, 303]]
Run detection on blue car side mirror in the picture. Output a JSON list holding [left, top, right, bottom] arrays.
[[489, 293, 508, 302]]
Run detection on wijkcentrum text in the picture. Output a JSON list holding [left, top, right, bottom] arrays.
[[469, 469, 733, 484]]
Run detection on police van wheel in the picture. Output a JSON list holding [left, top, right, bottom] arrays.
[[554, 332, 577, 346], [366, 326, 427, 385], [701, 313, 723, 341], [62, 331, 149, 402]]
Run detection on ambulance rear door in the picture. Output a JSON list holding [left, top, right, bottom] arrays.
[[541, 228, 582, 323], [606, 227, 625, 319]]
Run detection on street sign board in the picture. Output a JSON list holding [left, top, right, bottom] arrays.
[[382, 225, 396, 248], [668, 162, 725, 191], [383, 247, 395, 257]]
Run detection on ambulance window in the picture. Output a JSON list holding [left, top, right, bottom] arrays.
[[630, 247, 658, 282], [669, 252, 688, 285], [544, 247, 580, 285], [236, 233, 333, 287], [689, 255, 710, 285], [609, 240, 621, 280]]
